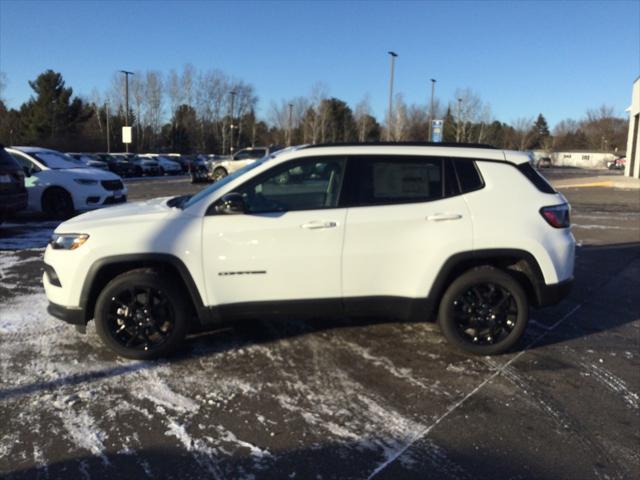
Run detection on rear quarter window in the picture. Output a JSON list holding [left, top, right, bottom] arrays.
[[516, 162, 556, 194], [452, 159, 484, 193]]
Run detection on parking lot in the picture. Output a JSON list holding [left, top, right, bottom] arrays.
[[0, 169, 638, 479]]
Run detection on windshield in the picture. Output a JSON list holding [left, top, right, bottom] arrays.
[[31, 151, 85, 169], [182, 159, 265, 209]]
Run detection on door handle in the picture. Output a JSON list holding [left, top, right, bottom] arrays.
[[301, 221, 338, 229], [426, 213, 463, 222]]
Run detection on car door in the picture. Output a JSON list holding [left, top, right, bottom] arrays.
[[202, 156, 347, 316], [341, 155, 473, 311], [8, 151, 45, 211]]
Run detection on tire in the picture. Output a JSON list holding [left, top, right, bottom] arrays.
[[212, 167, 228, 182], [437, 266, 528, 355], [42, 187, 74, 220], [94, 269, 190, 360]]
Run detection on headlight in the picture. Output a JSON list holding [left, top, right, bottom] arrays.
[[50, 233, 90, 250], [73, 178, 98, 185]]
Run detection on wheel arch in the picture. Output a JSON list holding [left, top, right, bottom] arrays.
[[80, 254, 214, 327], [427, 249, 546, 315]]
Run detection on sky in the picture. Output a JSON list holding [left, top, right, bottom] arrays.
[[0, 0, 638, 129]]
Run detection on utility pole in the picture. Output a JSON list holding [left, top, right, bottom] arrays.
[[456, 97, 462, 143], [288, 103, 294, 147], [105, 101, 111, 153], [428, 78, 436, 141], [387, 51, 398, 141], [229, 90, 237, 155], [120, 70, 134, 153]]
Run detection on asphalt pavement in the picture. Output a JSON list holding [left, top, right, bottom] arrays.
[[0, 169, 638, 479]]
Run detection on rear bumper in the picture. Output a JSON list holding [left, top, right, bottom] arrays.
[[536, 277, 573, 307], [47, 301, 86, 325]]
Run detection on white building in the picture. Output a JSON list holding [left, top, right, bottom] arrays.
[[550, 151, 617, 169], [625, 77, 640, 179]]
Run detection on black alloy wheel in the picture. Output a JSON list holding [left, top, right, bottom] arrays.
[[438, 267, 528, 355], [95, 269, 189, 359], [42, 187, 74, 219]]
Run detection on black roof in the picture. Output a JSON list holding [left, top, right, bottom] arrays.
[[301, 142, 497, 150]]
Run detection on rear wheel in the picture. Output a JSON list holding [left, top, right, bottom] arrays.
[[438, 267, 528, 355], [42, 187, 74, 220], [94, 269, 189, 359]]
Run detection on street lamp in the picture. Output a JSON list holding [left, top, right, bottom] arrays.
[[456, 97, 462, 143], [288, 103, 294, 147], [387, 51, 398, 141], [120, 70, 134, 153], [428, 78, 436, 141], [229, 90, 237, 155]]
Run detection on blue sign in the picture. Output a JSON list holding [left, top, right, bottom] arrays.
[[431, 119, 443, 143]]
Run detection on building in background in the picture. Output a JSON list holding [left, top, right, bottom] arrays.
[[625, 77, 640, 179]]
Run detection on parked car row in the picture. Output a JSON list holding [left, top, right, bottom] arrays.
[[191, 146, 282, 183], [62, 152, 186, 178]]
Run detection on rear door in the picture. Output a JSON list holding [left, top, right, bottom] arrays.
[[341, 155, 473, 306]]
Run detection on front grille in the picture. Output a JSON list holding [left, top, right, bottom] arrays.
[[101, 180, 124, 191]]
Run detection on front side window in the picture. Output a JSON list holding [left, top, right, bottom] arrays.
[[238, 157, 346, 213], [346, 156, 444, 206]]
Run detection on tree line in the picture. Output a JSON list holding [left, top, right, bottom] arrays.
[[0, 67, 629, 155]]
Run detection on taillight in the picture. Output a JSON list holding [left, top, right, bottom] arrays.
[[540, 204, 570, 228]]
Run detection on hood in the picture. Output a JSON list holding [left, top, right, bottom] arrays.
[[56, 197, 176, 232], [57, 167, 121, 180]]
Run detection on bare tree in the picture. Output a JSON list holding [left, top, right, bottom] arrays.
[[354, 95, 374, 142], [130, 72, 145, 146], [511, 117, 535, 150], [452, 88, 491, 143], [166, 69, 182, 125], [144, 71, 164, 147]]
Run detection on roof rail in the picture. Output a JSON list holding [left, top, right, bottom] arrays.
[[300, 141, 497, 150]]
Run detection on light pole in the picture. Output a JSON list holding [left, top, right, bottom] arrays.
[[288, 103, 294, 147], [387, 51, 398, 141], [229, 90, 237, 155], [456, 97, 462, 143], [428, 78, 436, 142], [120, 70, 134, 153], [105, 101, 111, 153]]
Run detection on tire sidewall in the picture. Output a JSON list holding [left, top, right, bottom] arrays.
[[94, 270, 189, 360], [42, 188, 74, 220], [438, 267, 529, 355]]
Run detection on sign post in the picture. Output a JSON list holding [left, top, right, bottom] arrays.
[[431, 119, 443, 143], [122, 126, 132, 146]]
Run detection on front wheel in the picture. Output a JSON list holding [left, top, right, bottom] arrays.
[[438, 267, 528, 355], [94, 269, 190, 359], [211, 167, 228, 182], [42, 187, 74, 220]]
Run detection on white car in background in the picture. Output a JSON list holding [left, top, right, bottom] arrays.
[[153, 155, 183, 175], [7, 147, 127, 219]]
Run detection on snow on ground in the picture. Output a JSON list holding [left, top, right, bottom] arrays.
[[0, 271, 483, 479]]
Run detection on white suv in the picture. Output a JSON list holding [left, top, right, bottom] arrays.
[[8, 147, 127, 219], [43, 144, 575, 359]]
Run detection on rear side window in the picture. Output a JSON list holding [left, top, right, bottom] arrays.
[[453, 159, 484, 193], [346, 156, 444, 206], [517, 162, 556, 194]]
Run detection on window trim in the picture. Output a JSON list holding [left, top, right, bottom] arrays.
[[452, 158, 485, 194]]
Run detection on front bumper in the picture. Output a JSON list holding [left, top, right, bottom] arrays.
[[47, 301, 85, 325], [536, 277, 574, 307]]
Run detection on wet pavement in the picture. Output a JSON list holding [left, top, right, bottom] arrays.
[[0, 171, 638, 479]]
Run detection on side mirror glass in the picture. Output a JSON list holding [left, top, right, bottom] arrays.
[[215, 192, 246, 215]]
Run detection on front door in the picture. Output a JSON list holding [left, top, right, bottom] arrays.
[[202, 156, 347, 316]]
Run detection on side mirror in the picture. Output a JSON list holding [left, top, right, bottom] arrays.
[[215, 192, 246, 215], [23, 166, 31, 177]]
